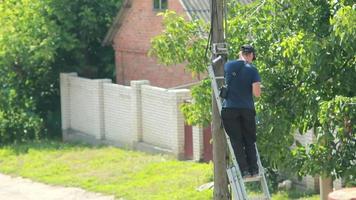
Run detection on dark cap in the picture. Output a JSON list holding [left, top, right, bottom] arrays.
[[241, 44, 256, 60], [241, 44, 255, 53]]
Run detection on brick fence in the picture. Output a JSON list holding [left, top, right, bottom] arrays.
[[60, 72, 209, 160]]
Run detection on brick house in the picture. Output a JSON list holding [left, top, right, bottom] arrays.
[[102, 0, 210, 88], [102, 0, 254, 87], [101, 0, 254, 161]]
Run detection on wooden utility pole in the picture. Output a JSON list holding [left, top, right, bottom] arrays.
[[211, 0, 229, 199], [320, 176, 333, 200]]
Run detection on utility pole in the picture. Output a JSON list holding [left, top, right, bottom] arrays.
[[210, 0, 229, 199]]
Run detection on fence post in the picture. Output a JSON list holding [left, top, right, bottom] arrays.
[[98, 79, 112, 140], [60, 72, 77, 141], [168, 89, 191, 159], [131, 80, 150, 145], [192, 125, 204, 161]]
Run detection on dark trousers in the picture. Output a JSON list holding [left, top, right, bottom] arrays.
[[221, 108, 258, 173]]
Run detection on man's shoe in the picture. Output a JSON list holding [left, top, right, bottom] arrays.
[[241, 170, 251, 178], [250, 168, 259, 177]]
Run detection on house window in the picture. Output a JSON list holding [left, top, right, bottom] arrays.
[[153, 0, 167, 10]]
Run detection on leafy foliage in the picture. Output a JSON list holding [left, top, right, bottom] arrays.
[[222, 0, 355, 179], [150, 0, 356, 182], [180, 79, 212, 126], [48, 0, 120, 78], [0, 0, 120, 143], [0, 0, 57, 143], [291, 97, 355, 184], [150, 11, 212, 126], [149, 11, 209, 77]]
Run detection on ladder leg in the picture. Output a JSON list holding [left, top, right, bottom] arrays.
[[227, 167, 244, 200], [226, 130, 248, 199], [256, 145, 271, 199]]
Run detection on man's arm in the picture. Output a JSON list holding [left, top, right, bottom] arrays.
[[252, 82, 261, 97]]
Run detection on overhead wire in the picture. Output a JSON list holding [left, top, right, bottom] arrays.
[[204, 0, 214, 61]]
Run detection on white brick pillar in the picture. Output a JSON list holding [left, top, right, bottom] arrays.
[[130, 80, 150, 144], [192, 125, 204, 161], [60, 72, 77, 140], [97, 78, 112, 140], [333, 179, 343, 190], [304, 175, 316, 190], [168, 89, 191, 159]]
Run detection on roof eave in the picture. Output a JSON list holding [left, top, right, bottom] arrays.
[[102, 0, 131, 46]]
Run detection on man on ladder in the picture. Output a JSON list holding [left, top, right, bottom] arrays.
[[209, 43, 270, 199], [220, 44, 261, 178]]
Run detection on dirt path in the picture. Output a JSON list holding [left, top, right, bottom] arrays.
[[0, 173, 116, 200]]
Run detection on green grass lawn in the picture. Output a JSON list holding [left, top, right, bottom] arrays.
[[0, 141, 319, 200]]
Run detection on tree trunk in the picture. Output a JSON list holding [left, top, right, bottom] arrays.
[[320, 176, 333, 200], [211, 0, 229, 199]]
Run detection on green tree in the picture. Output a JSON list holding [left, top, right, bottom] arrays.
[[150, 0, 355, 190], [0, 0, 121, 143], [0, 0, 58, 143], [227, 0, 355, 184], [149, 11, 211, 126], [292, 96, 355, 183]]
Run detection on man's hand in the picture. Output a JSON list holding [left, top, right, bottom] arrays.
[[252, 82, 261, 97]]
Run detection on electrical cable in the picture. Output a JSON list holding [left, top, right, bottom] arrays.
[[223, 0, 229, 60], [204, 0, 216, 66]]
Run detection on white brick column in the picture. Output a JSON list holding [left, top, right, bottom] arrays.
[[192, 125, 204, 161], [98, 79, 112, 140], [304, 175, 316, 190], [130, 80, 150, 144], [295, 129, 318, 190], [333, 179, 343, 190], [60, 72, 77, 139], [168, 89, 191, 159]]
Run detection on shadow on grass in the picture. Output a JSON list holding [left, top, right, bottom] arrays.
[[0, 139, 105, 155], [286, 189, 318, 199], [272, 189, 319, 200], [246, 182, 318, 200]]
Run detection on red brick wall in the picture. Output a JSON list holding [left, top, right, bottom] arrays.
[[113, 0, 197, 88]]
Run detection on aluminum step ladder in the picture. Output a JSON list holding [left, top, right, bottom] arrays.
[[207, 62, 271, 200]]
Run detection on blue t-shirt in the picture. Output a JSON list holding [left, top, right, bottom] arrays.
[[222, 60, 261, 110]]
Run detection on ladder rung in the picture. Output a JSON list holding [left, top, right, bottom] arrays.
[[215, 76, 224, 80], [249, 196, 269, 200], [244, 175, 262, 183]]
